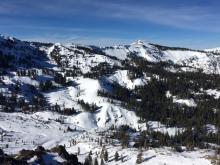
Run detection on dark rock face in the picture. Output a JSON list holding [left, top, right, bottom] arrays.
[[0, 150, 27, 165], [50, 145, 82, 165], [0, 146, 82, 165]]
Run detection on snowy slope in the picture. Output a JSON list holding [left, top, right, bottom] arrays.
[[1, 35, 220, 75], [103, 41, 220, 74], [0, 35, 219, 164], [0, 111, 214, 165], [45, 43, 121, 74], [108, 70, 148, 89], [205, 47, 220, 53]]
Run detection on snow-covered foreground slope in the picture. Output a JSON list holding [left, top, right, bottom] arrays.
[[0, 111, 214, 165]]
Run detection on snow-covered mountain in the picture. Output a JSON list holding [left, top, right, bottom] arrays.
[[205, 47, 220, 54], [103, 40, 220, 74], [0, 35, 220, 165], [1, 35, 220, 74]]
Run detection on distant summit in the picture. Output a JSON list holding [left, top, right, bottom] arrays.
[[131, 40, 146, 45]]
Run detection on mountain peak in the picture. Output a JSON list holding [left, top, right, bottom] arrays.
[[131, 40, 146, 46], [0, 34, 17, 42], [205, 47, 220, 53]]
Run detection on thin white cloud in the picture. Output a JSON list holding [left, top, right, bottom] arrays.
[[0, 0, 220, 32], [0, 0, 219, 32], [88, 1, 220, 32]]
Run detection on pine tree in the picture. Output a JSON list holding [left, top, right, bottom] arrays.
[[94, 157, 99, 165], [0, 148, 4, 156], [78, 147, 80, 155], [104, 149, 108, 162], [114, 151, 119, 161], [1, 134, 3, 142], [136, 151, 143, 164], [121, 154, 124, 162], [100, 147, 104, 158], [215, 147, 220, 165], [84, 157, 90, 165], [100, 159, 105, 165], [144, 139, 148, 149], [84, 154, 93, 165]]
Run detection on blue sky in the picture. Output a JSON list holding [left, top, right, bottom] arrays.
[[1, 0, 220, 49]]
